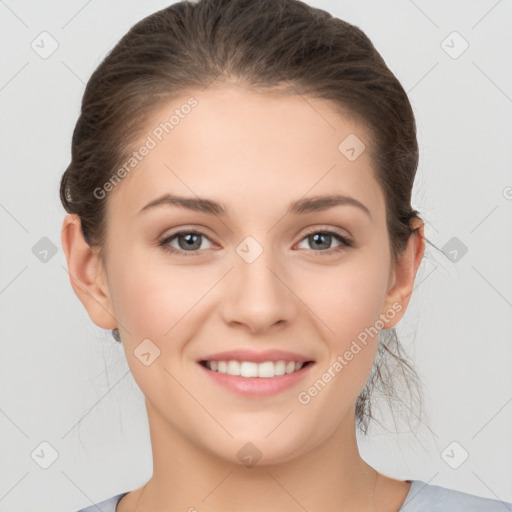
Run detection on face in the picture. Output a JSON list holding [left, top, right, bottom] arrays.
[[77, 84, 417, 466]]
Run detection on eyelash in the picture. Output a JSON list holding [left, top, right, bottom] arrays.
[[157, 228, 354, 257]]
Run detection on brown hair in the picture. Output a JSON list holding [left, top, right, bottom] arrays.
[[60, 0, 424, 434]]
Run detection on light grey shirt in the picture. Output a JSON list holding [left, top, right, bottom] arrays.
[[75, 480, 512, 511]]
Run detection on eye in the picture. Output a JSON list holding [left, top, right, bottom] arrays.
[[158, 230, 214, 256], [295, 229, 353, 255], [158, 228, 354, 257]]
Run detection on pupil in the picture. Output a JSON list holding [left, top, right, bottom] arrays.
[[180, 233, 200, 250], [311, 233, 330, 250]]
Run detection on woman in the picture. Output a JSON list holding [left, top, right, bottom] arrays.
[[60, 0, 511, 510]]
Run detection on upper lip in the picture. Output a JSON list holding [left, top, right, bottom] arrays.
[[198, 349, 314, 364]]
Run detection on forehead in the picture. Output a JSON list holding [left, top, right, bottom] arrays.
[[108, 84, 385, 222]]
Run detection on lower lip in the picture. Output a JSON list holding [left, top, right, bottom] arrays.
[[197, 362, 314, 397]]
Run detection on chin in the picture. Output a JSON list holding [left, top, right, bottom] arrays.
[[206, 430, 312, 468]]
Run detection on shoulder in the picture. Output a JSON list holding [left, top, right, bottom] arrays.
[[401, 480, 512, 511], [75, 491, 128, 512]]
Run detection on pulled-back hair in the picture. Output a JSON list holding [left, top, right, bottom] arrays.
[[60, 0, 424, 434]]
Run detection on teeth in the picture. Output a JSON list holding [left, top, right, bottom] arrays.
[[204, 360, 306, 378]]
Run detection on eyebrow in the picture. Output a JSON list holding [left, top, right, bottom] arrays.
[[137, 193, 372, 220]]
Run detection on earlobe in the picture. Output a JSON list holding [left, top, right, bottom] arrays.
[[61, 214, 117, 330], [380, 218, 425, 329]]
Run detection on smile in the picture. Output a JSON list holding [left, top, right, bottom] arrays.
[[200, 360, 314, 378]]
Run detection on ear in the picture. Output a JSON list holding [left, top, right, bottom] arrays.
[[60, 214, 117, 330], [380, 217, 425, 329]]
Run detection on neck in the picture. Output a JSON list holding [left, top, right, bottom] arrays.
[[135, 400, 383, 512]]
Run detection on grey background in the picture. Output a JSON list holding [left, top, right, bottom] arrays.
[[1, 1, 511, 511]]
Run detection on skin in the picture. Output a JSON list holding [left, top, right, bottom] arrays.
[[62, 83, 425, 512]]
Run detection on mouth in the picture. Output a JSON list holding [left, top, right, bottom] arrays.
[[199, 359, 315, 378]]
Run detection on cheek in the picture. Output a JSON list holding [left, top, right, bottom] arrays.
[[107, 248, 212, 340], [297, 250, 391, 402], [107, 252, 215, 395], [296, 262, 388, 420], [305, 252, 390, 348]]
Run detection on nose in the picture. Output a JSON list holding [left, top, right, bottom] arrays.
[[220, 248, 297, 335]]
